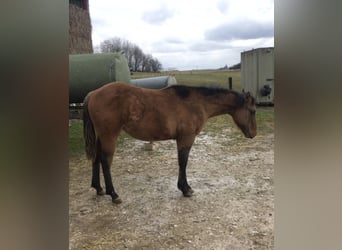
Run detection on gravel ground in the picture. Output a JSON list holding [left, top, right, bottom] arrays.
[[69, 125, 274, 249]]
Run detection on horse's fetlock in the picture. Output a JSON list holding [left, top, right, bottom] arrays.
[[96, 188, 105, 196], [177, 181, 186, 191]]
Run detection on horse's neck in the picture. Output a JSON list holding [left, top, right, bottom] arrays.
[[202, 93, 237, 118]]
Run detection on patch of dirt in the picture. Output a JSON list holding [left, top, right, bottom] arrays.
[[69, 129, 274, 249]]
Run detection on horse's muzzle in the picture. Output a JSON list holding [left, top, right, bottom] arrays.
[[244, 130, 256, 139]]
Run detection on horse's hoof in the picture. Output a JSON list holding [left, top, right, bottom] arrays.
[[112, 197, 122, 204], [96, 190, 105, 196], [183, 188, 194, 197]]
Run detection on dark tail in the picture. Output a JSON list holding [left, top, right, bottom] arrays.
[[83, 94, 97, 161]]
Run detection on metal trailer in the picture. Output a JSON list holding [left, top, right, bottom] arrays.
[[240, 47, 274, 105], [69, 52, 177, 104]]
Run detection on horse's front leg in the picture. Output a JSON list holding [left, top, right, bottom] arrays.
[[176, 136, 195, 197]]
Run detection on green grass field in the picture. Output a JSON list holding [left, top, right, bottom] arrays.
[[69, 70, 273, 158]]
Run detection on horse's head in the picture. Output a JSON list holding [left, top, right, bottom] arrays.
[[232, 91, 257, 139]]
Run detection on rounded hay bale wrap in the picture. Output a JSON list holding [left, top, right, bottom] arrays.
[[69, 53, 131, 103]]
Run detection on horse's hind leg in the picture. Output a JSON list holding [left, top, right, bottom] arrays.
[[99, 136, 122, 204], [91, 140, 104, 195], [91, 159, 104, 195]]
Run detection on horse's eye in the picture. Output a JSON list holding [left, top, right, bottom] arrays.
[[250, 110, 256, 115]]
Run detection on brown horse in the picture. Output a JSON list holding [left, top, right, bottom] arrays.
[[83, 82, 256, 203]]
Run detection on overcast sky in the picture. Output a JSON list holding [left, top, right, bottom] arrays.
[[89, 0, 274, 70]]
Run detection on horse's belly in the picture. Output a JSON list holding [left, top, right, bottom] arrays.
[[122, 125, 175, 141]]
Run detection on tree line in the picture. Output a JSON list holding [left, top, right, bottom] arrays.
[[99, 37, 162, 72], [218, 63, 241, 70]]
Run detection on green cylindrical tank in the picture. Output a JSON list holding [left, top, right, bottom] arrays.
[[130, 76, 177, 89], [69, 53, 178, 104], [69, 53, 131, 103]]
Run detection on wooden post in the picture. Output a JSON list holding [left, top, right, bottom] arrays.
[[228, 77, 233, 90]]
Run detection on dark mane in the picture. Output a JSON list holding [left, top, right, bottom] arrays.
[[168, 85, 246, 107]]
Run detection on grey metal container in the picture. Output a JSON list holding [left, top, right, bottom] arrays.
[[130, 76, 177, 89], [241, 47, 274, 105]]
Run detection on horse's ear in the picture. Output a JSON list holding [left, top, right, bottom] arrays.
[[244, 91, 252, 103]]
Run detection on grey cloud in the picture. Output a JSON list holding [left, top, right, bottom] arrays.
[[190, 41, 232, 52], [92, 17, 109, 27], [142, 6, 174, 24], [205, 20, 274, 41], [151, 39, 232, 54], [151, 41, 187, 53], [164, 37, 183, 44], [217, 0, 229, 14]]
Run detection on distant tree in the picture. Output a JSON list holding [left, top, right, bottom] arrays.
[[100, 37, 122, 52], [150, 58, 162, 72], [99, 37, 163, 72], [229, 63, 241, 70], [122, 40, 134, 70], [141, 54, 153, 72], [132, 45, 143, 71], [218, 64, 228, 70]]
